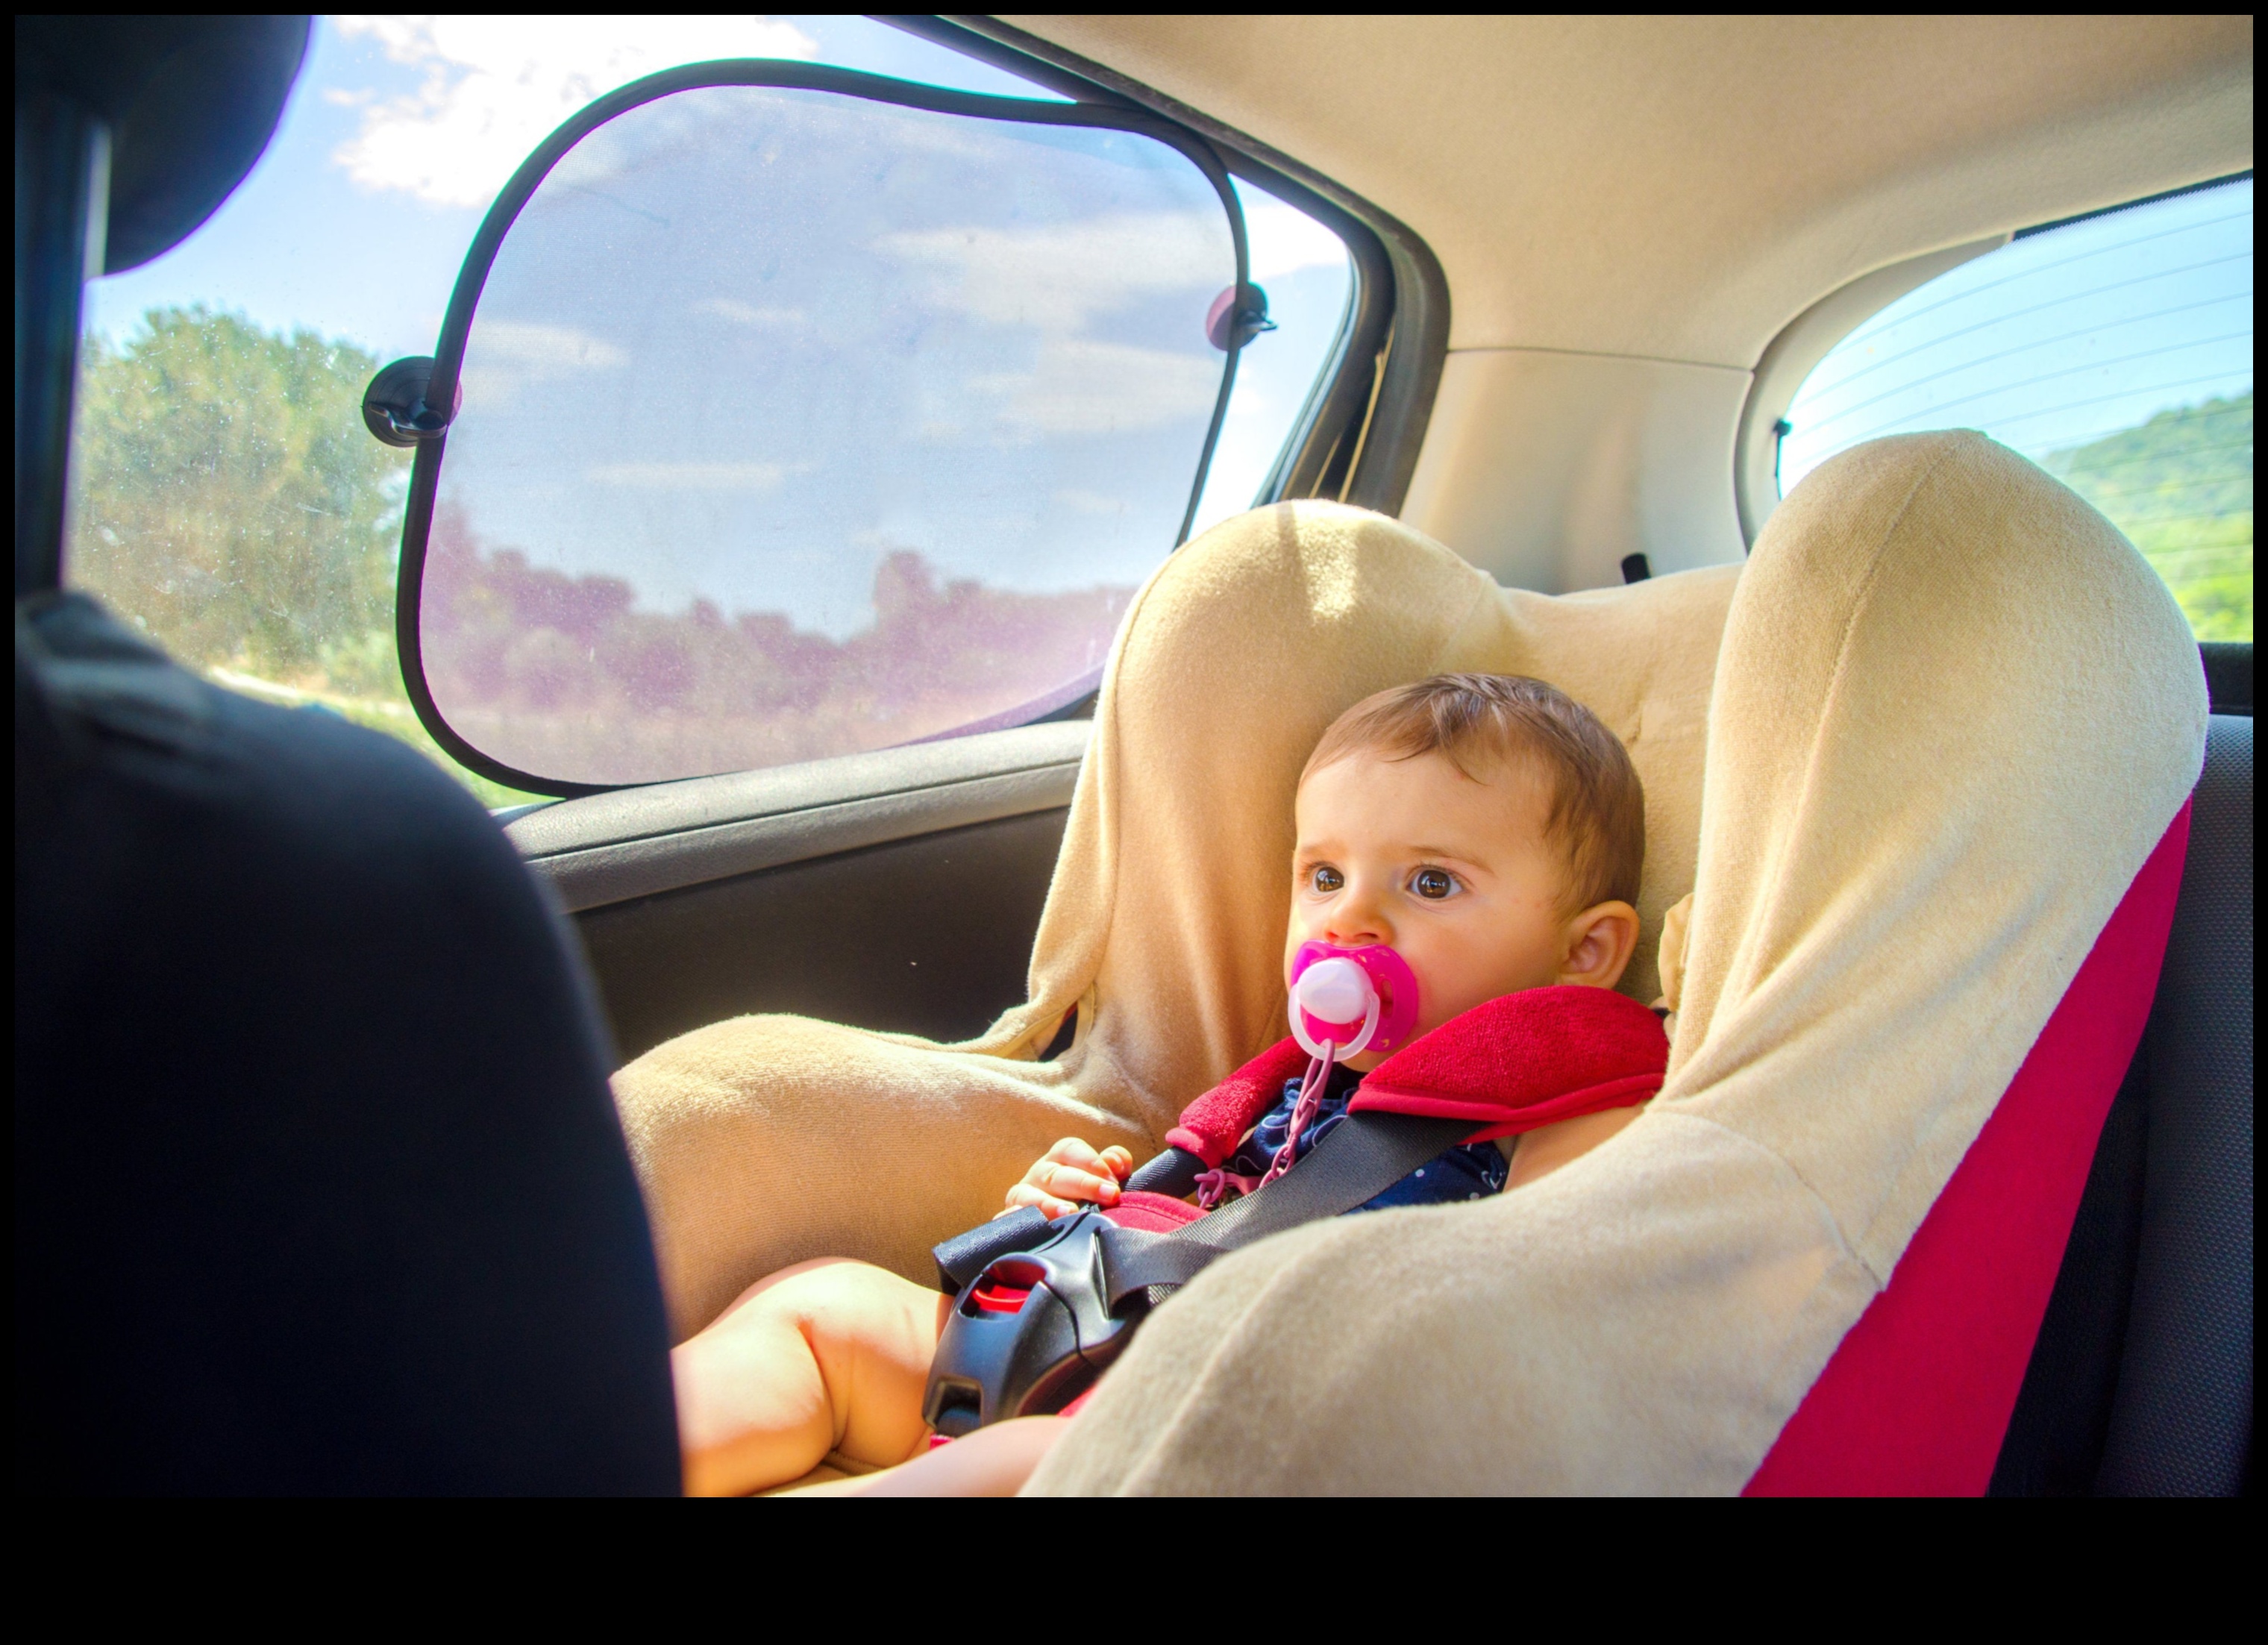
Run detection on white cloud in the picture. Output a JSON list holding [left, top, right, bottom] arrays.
[[1244, 195, 1350, 282], [330, 16, 818, 209], [586, 460, 801, 492], [875, 210, 1229, 336], [878, 212, 1231, 440], [693, 298, 808, 329], [971, 339, 1220, 436], [460, 319, 627, 407], [1053, 489, 1131, 516], [472, 319, 627, 370]]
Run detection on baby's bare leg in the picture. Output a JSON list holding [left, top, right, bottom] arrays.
[[673, 1257, 949, 1497]]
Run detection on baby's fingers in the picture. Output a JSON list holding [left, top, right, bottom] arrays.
[[1003, 1182, 1083, 1220], [1037, 1161, 1121, 1206]]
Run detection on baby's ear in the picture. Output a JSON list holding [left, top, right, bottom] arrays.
[[1561, 900, 1641, 988]]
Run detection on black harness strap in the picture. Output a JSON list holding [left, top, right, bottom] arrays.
[[1094, 1112, 1476, 1310]]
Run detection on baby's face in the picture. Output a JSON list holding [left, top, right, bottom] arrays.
[[1288, 748, 1599, 1067]]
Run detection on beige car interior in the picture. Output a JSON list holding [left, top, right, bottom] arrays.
[[997, 15, 2252, 590]]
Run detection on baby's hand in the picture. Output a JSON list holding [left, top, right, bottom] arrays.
[[1005, 1138, 1133, 1219]]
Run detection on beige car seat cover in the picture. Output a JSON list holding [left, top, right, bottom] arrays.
[[1021, 500, 1735, 1114]]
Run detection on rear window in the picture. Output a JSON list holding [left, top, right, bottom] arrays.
[[1780, 176, 2252, 642]]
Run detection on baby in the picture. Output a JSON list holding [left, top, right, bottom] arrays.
[[671, 672, 1648, 1495]]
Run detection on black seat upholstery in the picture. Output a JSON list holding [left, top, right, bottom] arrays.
[[15, 596, 680, 1492], [1992, 707, 2253, 1496]]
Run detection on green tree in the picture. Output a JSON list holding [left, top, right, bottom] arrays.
[[66, 307, 536, 803], [70, 307, 406, 687], [2044, 392, 2253, 642]]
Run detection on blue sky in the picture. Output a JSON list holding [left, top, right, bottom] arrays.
[[83, 13, 1350, 587], [423, 84, 1349, 633], [88, 18, 1055, 362]]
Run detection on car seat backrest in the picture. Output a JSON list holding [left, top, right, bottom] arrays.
[[16, 595, 683, 1492], [16, 17, 679, 1494], [2102, 712, 2253, 1494]]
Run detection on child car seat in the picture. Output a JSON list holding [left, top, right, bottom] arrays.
[[614, 431, 2208, 1494], [618, 502, 1740, 1338]]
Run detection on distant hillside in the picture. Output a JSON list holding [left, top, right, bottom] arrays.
[[420, 511, 1135, 787], [2043, 392, 2252, 641]]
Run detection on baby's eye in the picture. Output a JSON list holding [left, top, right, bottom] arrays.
[[1309, 864, 1345, 894], [1410, 867, 1458, 900]]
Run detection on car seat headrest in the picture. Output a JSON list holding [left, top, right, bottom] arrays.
[[16, 16, 309, 274]]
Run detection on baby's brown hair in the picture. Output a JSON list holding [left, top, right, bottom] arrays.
[[1301, 673, 1645, 912]]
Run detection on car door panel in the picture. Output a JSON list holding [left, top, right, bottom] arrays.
[[570, 808, 1069, 1065], [510, 723, 1086, 1062]]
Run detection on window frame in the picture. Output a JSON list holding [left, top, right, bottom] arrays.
[[909, 16, 1441, 517]]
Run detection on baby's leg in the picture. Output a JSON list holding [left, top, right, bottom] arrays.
[[674, 1257, 948, 1497]]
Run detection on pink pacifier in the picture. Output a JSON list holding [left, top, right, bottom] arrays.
[[1196, 942, 1425, 1206], [1286, 941, 1421, 1060]]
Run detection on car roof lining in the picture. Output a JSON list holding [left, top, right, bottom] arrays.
[[991, 16, 2252, 369]]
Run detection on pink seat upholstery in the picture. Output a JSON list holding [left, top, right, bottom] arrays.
[[1748, 806, 2191, 1494]]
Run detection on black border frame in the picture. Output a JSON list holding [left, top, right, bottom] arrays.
[[395, 60, 1252, 798]]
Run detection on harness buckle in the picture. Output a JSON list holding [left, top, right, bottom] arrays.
[[922, 1210, 1147, 1437]]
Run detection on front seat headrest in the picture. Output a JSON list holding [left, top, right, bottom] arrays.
[[15, 15, 310, 274]]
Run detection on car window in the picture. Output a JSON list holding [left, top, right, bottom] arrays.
[[1780, 176, 2252, 642], [66, 17, 1350, 805]]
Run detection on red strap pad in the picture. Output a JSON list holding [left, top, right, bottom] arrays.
[[1350, 985, 1668, 1141], [1165, 985, 1669, 1164], [1101, 1191, 1209, 1234], [1165, 1038, 1312, 1165]]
